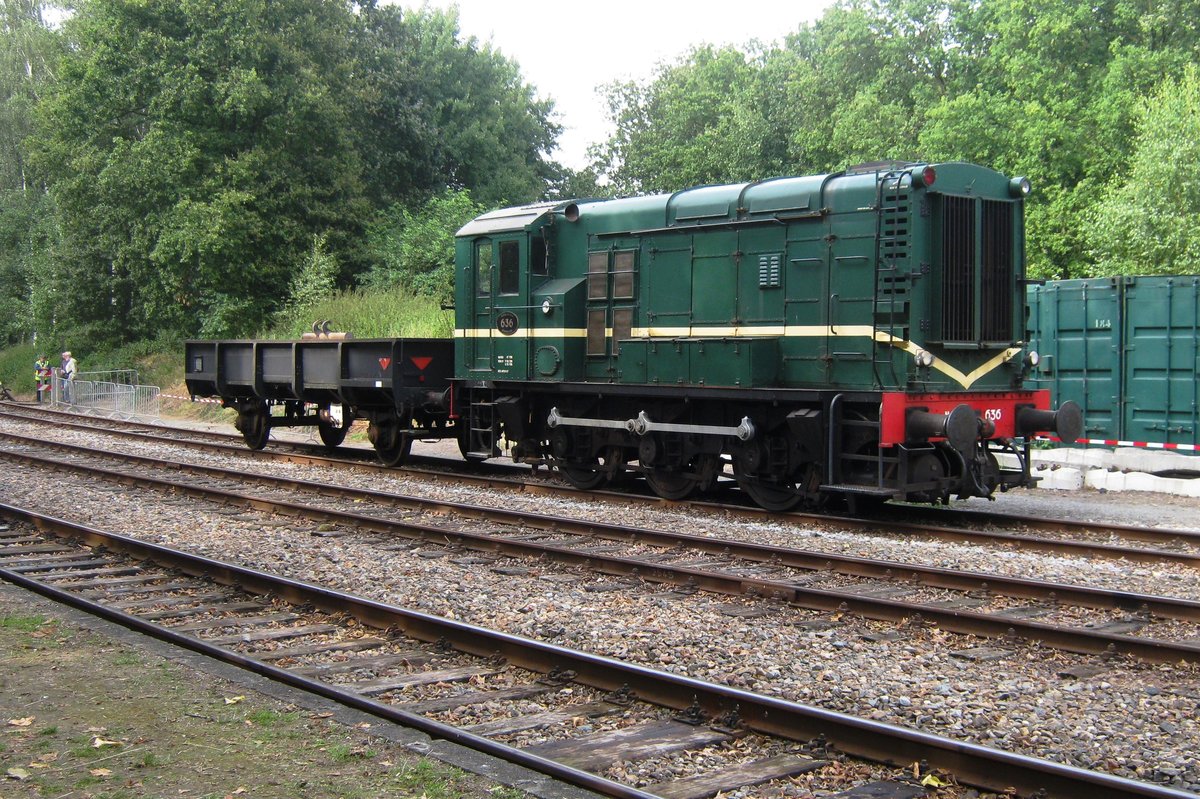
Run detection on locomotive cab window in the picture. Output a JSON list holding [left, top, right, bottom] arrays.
[[498, 240, 520, 295], [475, 241, 493, 297]]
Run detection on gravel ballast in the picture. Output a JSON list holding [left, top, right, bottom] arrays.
[[2, 414, 1198, 794]]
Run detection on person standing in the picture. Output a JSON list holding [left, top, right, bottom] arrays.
[[34, 355, 51, 402], [60, 350, 77, 404]]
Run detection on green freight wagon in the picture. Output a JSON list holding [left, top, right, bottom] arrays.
[[1026, 275, 1200, 449]]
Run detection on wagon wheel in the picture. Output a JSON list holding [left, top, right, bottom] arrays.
[[456, 420, 488, 463], [236, 401, 270, 451], [317, 411, 354, 450], [369, 415, 413, 467]]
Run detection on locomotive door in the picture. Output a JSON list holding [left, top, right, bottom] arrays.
[[783, 220, 828, 385], [469, 236, 530, 379], [468, 239, 495, 372], [825, 212, 876, 388]]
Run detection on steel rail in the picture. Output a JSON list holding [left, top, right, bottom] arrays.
[[3, 403, 1199, 556], [3, 442, 1199, 665], [4, 429, 1199, 620], [0, 502, 1192, 799], [0, 507, 656, 799]]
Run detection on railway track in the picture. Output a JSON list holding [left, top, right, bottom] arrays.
[[2, 403, 1198, 560], [3, 429, 1200, 667], [0, 505, 1191, 799]]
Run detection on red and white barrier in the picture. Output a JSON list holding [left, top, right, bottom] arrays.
[[160, 393, 224, 405], [1039, 436, 1199, 452]]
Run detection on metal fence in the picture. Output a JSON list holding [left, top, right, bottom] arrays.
[[52, 370, 161, 420]]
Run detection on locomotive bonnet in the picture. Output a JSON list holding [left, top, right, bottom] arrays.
[[186, 160, 1082, 510]]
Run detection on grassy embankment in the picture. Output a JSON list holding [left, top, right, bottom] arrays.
[[0, 286, 453, 423]]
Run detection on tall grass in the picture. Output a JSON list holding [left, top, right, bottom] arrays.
[[268, 285, 454, 339]]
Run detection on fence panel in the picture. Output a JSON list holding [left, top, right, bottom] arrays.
[[51, 370, 160, 420]]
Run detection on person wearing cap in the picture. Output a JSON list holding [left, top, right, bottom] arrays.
[[60, 351, 77, 404]]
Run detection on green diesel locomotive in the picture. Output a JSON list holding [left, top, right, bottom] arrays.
[[451, 161, 1080, 508], [186, 161, 1081, 510]]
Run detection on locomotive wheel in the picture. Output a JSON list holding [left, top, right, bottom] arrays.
[[643, 468, 698, 501], [237, 402, 270, 451], [737, 476, 802, 511], [733, 459, 826, 512], [317, 413, 353, 450], [559, 459, 606, 490]]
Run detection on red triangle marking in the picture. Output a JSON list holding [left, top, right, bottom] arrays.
[[378, 357, 392, 370], [411, 356, 433, 371]]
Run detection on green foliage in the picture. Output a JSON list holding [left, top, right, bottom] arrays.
[[0, 1, 63, 345], [1089, 65, 1200, 276], [362, 188, 482, 302], [592, 44, 773, 194], [268, 285, 453, 339], [0, 339, 37, 392], [30, 0, 369, 341], [352, 5, 561, 208], [0, 0, 560, 350]]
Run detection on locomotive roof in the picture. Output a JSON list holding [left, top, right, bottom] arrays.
[[457, 163, 1010, 239], [456, 200, 567, 237]]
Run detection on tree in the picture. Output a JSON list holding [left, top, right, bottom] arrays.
[[1089, 66, 1200, 276], [352, 5, 561, 209], [30, 0, 368, 341], [918, 0, 1200, 278], [592, 44, 776, 195], [0, 0, 61, 345]]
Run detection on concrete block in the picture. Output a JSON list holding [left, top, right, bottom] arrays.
[[1031, 464, 1084, 490], [1083, 468, 1200, 497]]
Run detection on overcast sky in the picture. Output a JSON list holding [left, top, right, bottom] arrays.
[[389, 1, 836, 170]]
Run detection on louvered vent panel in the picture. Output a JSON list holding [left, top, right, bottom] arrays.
[[758, 253, 782, 288], [981, 200, 1014, 341], [940, 196, 975, 341]]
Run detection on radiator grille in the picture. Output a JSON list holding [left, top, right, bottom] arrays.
[[981, 200, 1014, 341], [939, 196, 1016, 342], [940, 196, 975, 341]]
